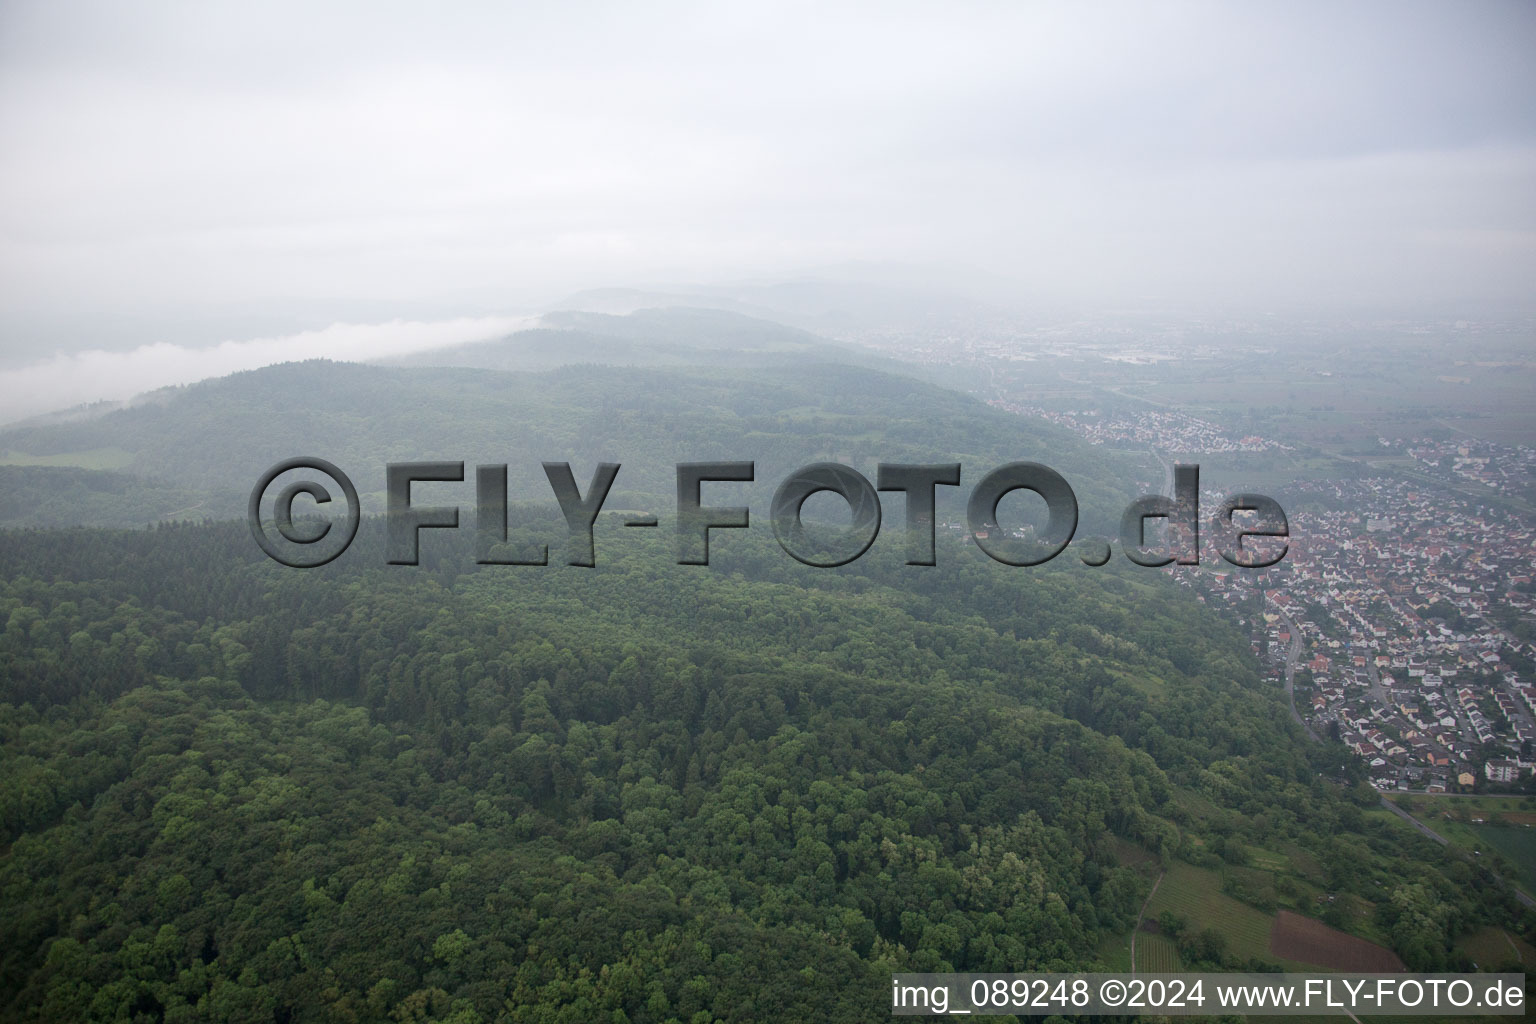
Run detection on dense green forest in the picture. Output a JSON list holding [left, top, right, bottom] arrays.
[[1, 350, 1529, 1021], [2, 514, 1528, 1022]]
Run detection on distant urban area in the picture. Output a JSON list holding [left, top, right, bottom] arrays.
[[894, 312, 1536, 797]]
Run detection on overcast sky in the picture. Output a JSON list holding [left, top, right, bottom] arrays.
[[0, 1, 1533, 416]]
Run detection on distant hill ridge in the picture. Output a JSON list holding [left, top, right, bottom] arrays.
[[384, 306, 898, 373], [0, 321, 1148, 531]]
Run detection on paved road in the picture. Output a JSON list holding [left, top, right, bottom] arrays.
[[1379, 796, 1449, 845], [1267, 599, 1322, 742], [1363, 651, 1391, 707]]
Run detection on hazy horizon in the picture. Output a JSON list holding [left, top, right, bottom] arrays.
[[2, 0, 1534, 417]]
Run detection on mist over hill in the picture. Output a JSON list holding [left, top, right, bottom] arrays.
[[385, 307, 901, 375]]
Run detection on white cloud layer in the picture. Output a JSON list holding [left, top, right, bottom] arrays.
[[0, 317, 531, 425]]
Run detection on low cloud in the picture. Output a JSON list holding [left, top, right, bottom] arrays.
[[0, 315, 533, 425]]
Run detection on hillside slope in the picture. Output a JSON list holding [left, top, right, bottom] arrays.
[[0, 359, 1147, 532]]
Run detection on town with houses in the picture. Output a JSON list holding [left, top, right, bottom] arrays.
[[1002, 402, 1536, 795], [1236, 471, 1536, 795], [1404, 436, 1536, 505], [1006, 405, 1292, 454]]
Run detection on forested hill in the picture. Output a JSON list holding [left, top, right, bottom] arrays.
[[0, 358, 1145, 530], [1, 348, 1523, 1021], [2, 519, 1521, 1021]]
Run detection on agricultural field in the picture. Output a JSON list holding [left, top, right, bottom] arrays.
[[1133, 932, 1182, 973], [1242, 846, 1292, 874], [1457, 926, 1536, 970], [1142, 862, 1277, 964], [1459, 825, 1536, 894], [1095, 932, 1132, 972], [1269, 911, 1405, 971], [1133, 858, 1414, 978]]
